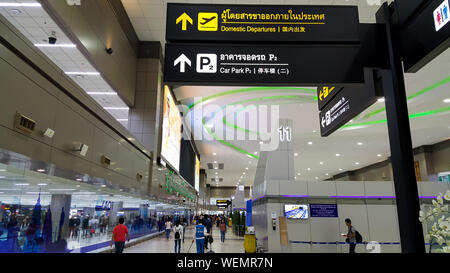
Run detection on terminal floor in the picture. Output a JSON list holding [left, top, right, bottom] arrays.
[[124, 227, 245, 253]]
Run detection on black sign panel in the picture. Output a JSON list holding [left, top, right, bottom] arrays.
[[398, 0, 450, 72], [166, 3, 360, 43], [216, 200, 231, 208], [164, 39, 389, 86], [317, 86, 344, 111], [319, 69, 379, 137]]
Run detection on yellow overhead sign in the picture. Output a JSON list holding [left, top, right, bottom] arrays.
[[319, 86, 335, 101], [176, 12, 193, 31]]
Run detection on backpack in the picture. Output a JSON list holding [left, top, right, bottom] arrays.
[[175, 231, 180, 240], [355, 230, 363, 243]]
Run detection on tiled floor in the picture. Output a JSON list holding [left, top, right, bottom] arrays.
[[125, 227, 245, 253]]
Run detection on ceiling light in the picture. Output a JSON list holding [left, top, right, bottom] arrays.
[[294, 177, 297, 179], [75, 178, 82, 181], [377, 154, 382, 157], [214, 167, 218, 170], [0, 169, 5, 172], [206, 123, 214, 128], [76, 185, 81, 187], [87, 92, 117, 95], [315, 177, 319, 180], [297, 173, 301, 175], [213, 153, 217, 156], [15, 183, 29, 186], [294, 153, 299, 156], [325, 173, 329, 176], [357, 142, 363, 146], [307, 168, 311, 171], [349, 120, 353, 123], [101, 185, 106, 187], [377, 98, 385, 102], [259, 141, 263, 145], [339, 168, 343, 171], [443, 98, 450, 103], [37, 183, 48, 186], [49, 188, 76, 191], [215, 172, 218, 175], [319, 162, 323, 165], [313, 130, 317, 133], [245, 167, 248, 170], [34, 43, 76, 48], [254, 152, 258, 155], [0, 3, 41, 7], [65, 72, 100, 75], [336, 153, 340, 156], [308, 141, 313, 145], [214, 161, 217, 164], [116, 119, 128, 121], [355, 162, 360, 165], [103, 107, 129, 110], [243, 172, 245, 175], [37, 169, 45, 172]]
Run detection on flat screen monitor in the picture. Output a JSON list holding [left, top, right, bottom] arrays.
[[284, 204, 309, 219], [161, 86, 182, 172]]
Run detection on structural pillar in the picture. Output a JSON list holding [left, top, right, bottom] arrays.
[[109, 201, 123, 229], [49, 194, 71, 242]]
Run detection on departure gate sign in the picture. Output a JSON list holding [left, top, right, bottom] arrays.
[[166, 3, 360, 42]]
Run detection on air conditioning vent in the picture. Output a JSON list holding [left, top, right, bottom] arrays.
[[100, 155, 111, 166], [15, 112, 36, 134]]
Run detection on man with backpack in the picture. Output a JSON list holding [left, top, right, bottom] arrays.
[[343, 218, 362, 253], [173, 220, 183, 253]]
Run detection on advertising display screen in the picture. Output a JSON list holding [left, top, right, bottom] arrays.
[[161, 86, 182, 172], [284, 204, 309, 219], [195, 155, 200, 192]]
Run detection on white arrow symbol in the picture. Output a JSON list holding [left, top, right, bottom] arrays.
[[321, 116, 326, 128], [174, 54, 191, 73]]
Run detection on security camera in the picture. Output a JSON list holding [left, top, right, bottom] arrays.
[[48, 31, 57, 44]]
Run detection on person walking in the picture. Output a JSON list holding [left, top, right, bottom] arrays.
[[110, 217, 130, 254], [173, 220, 183, 253], [343, 218, 356, 253], [204, 216, 212, 250], [219, 219, 227, 243], [165, 218, 173, 240], [193, 219, 206, 253]]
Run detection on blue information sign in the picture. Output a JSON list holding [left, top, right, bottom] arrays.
[[310, 204, 338, 217]]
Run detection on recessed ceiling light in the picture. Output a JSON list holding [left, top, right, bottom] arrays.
[[443, 98, 450, 103], [245, 167, 248, 170], [37, 183, 47, 186], [87, 92, 117, 95], [355, 162, 360, 165], [294, 177, 297, 179], [319, 162, 323, 165], [101, 185, 106, 187], [76, 185, 81, 187], [294, 153, 299, 156], [377, 154, 382, 157], [37, 169, 45, 172], [0, 3, 41, 7], [76, 178, 82, 181], [336, 153, 340, 157], [308, 141, 313, 145], [65, 72, 100, 75], [315, 177, 319, 180], [116, 119, 128, 122], [325, 173, 329, 176], [297, 173, 301, 175], [349, 120, 354, 123], [377, 98, 385, 102], [254, 152, 258, 155], [103, 107, 129, 110], [35, 43, 76, 48], [15, 183, 29, 186], [313, 130, 317, 133], [0, 169, 5, 172], [357, 142, 363, 146], [339, 168, 343, 171], [307, 168, 311, 171], [214, 167, 218, 170], [214, 161, 217, 164], [259, 141, 263, 145], [215, 172, 218, 175], [213, 152, 217, 156], [243, 172, 245, 175]]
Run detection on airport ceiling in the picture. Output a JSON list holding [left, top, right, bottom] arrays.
[[121, 0, 450, 188]]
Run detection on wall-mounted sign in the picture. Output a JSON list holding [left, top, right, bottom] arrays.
[[434, 0, 449, 31], [310, 204, 338, 217], [319, 69, 379, 137], [278, 126, 292, 142], [166, 3, 360, 43], [164, 41, 388, 86]]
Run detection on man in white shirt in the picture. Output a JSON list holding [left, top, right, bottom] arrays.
[[165, 218, 173, 240]]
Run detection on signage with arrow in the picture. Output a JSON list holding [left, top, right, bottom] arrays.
[[176, 12, 193, 31], [173, 53, 191, 73], [166, 3, 360, 42], [318, 69, 380, 137]]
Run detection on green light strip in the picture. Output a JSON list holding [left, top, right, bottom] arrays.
[[187, 86, 316, 110], [202, 117, 259, 159], [363, 76, 450, 120], [342, 106, 450, 128]]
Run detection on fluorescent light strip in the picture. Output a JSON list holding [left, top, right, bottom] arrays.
[[104, 107, 129, 110], [116, 119, 128, 121], [0, 3, 41, 7], [48, 189, 76, 191], [87, 92, 117, 95], [34, 44, 76, 48], [65, 72, 100, 75]]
